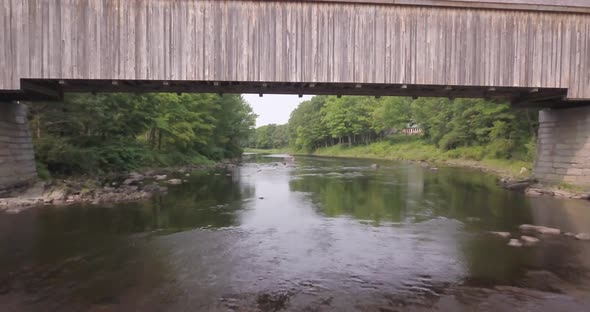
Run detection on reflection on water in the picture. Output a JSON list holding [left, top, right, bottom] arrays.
[[1, 156, 590, 311]]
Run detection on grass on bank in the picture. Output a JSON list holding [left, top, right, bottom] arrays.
[[243, 147, 292, 154], [308, 137, 533, 178]]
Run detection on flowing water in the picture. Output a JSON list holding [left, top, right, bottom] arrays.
[[1, 155, 590, 311]]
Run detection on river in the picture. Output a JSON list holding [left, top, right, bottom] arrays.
[[1, 155, 590, 311]]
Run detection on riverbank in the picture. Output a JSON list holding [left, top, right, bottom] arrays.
[[309, 141, 531, 178], [243, 147, 292, 155], [310, 142, 590, 200], [0, 161, 238, 213], [247, 140, 590, 200]]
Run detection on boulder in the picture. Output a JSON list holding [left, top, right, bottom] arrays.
[[44, 188, 68, 202], [489, 231, 511, 239], [123, 178, 140, 185], [102, 186, 115, 192], [370, 164, 380, 169], [575, 233, 590, 241], [521, 235, 540, 246], [519, 224, 560, 235], [508, 239, 523, 247], [525, 188, 544, 196], [120, 185, 139, 194], [128, 172, 144, 179], [167, 179, 182, 185], [504, 181, 532, 191], [537, 227, 561, 235], [154, 174, 168, 181]]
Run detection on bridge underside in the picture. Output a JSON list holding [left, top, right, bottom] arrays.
[[0, 79, 578, 108], [2, 0, 589, 101], [1, 0, 590, 190]]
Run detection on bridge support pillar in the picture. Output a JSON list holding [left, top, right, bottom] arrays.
[[0, 102, 37, 194], [533, 106, 590, 185]]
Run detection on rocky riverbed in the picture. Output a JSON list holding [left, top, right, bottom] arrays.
[[0, 162, 238, 213], [488, 223, 590, 250], [499, 178, 590, 200]]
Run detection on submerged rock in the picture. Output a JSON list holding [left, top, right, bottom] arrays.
[[521, 235, 540, 246], [489, 231, 511, 239], [143, 185, 168, 194], [370, 164, 380, 169], [518, 270, 568, 293], [508, 239, 523, 247]]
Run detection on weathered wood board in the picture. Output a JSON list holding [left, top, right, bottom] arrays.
[[1, 0, 589, 100]]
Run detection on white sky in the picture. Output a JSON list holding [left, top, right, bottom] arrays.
[[243, 94, 313, 127]]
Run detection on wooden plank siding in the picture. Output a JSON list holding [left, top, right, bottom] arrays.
[[1, 0, 589, 100]]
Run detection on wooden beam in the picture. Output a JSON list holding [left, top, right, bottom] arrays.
[[283, 0, 590, 14], [20, 81, 60, 98]]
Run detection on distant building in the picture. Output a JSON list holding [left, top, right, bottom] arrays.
[[402, 125, 422, 135]]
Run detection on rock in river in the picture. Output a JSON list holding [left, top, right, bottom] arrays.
[[575, 233, 590, 241], [167, 179, 182, 185], [489, 231, 511, 239], [154, 175, 168, 181], [520, 235, 540, 246], [519, 224, 560, 235], [508, 239, 523, 247]]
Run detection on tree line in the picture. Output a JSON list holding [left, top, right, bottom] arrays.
[[30, 93, 256, 175], [250, 95, 538, 161], [248, 124, 289, 149]]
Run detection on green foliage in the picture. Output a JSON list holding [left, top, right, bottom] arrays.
[[288, 96, 330, 151], [29, 93, 256, 175], [557, 182, 586, 193], [35, 161, 51, 181], [313, 140, 532, 177], [249, 124, 289, 149], [285, 95, 538, 162]]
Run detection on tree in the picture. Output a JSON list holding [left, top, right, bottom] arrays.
[[30, 93, 256, 175], [283, 94, 537, 161]]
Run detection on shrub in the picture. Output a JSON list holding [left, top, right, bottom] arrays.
[[35, 161, 51, 181], [446, 146, 486, 161], [485, 139, 514, 159]]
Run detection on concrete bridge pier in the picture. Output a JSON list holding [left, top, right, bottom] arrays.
[[0, 102, 37, 193], [534, 106, 590, 186]]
